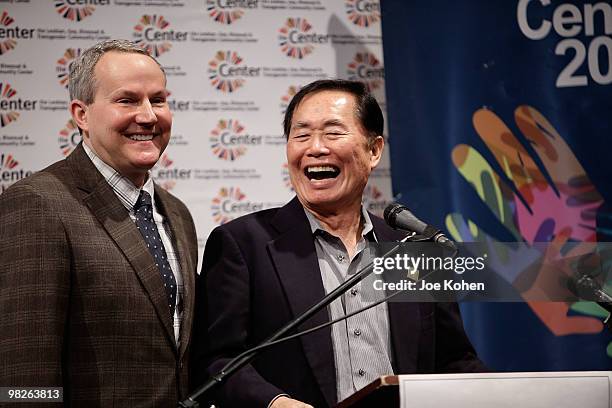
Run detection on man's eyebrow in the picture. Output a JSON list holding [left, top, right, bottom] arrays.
[[111, 89, 168, 97], [112, 89, 139, 97], [322, 119, 347, 128], [151, 89, 169, 98], [292, 121, 311, 130], [292, 119, 348, 130]]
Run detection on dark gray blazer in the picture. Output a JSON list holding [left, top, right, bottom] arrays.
[[192, 197, 485, 408]]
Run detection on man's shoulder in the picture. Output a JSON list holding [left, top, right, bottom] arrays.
[[1, 158, 73, 201], [217, 205, 282, 232]]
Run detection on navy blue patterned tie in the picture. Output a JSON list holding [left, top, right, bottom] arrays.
[[134, 190, 177, 317]]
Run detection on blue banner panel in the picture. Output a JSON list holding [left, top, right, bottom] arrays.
[[381, 0, 612, 370]]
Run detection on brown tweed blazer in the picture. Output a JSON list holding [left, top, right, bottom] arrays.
[[0, 143, 198, 407]]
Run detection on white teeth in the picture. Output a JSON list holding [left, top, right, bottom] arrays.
[[129, 134, 154, 141], [307, 166, 337, 173]]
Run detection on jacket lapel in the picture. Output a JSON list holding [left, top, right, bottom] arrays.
[[267, 197, 337, 406], [68, 144, 176, 350], [155, 185, 195, 360], [371, 215, 420, 373]]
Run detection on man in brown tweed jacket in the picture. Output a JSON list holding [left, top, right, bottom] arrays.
[[0, 40, 198, 406]]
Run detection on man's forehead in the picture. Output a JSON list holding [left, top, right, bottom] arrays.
[[93, 51, 166, 90], [96, 51, 160, 71], [293, 90, 357, 122], [299, 90, 355, 107]]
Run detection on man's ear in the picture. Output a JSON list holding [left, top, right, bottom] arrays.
[[370, 135, 385, 168], [70, 100, 89, 134]]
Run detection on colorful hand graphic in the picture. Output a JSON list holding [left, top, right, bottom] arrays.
[[447, 105, 608, 337]]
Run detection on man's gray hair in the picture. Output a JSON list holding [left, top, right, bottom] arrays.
[[68, 39, 164, 104]]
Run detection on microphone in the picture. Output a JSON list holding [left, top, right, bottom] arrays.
[[568, 274, 612, 310], [384, 203, 457, 253], [567, 274, 612, 332]]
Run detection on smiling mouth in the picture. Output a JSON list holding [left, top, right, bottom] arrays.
[[126, 134, 156, 141], [305, 165, 340, 180]]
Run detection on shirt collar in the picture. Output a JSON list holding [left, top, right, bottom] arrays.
[[83, 142, 155, 212], [303, 205, 376, 242]]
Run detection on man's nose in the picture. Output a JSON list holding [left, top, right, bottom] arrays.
[[135, 100, 158, 124], [306, 134, 330, 156]]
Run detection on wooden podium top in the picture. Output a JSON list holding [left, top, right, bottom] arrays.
[[336, 375, 399, 408]]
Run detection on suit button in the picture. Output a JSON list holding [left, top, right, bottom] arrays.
[[354, 328, 361, 336], [358, 369, 365, 376], [350, 288, 358, 296]]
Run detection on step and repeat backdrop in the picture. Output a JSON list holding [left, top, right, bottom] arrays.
[[0, 0, 391, 252]]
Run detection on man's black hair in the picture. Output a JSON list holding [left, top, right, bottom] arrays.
[[283, 79, 384, 144]]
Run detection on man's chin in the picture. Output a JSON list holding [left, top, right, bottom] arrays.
[[131, 150, 162, 166], [298, 194, 351, 213]]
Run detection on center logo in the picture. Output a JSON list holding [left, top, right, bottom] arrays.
[[208, 50, 256, 93], [0, 83, 19, 128], [54, 0, 98, 22], [347, 52, 384, 91], [206, 0, 247, 25], [0, 82, 37, 127], [278, 17, 328, 59], [345, 0, 380, 27], [133, 15, 187, 57], [210, 119, 247, 161], [0, 11, 34, 55], [211, 187, 247, 224], [56, 48, 82, 89], [58, 118, 82, 156], [0, 153, 33, 193]]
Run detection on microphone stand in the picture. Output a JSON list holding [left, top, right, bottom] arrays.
[[179, 236, 410, 407]]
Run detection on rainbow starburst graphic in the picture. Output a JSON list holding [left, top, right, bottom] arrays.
[[54, 0, 95, 22], [0, 153, 19, 170], [280, 85, 300, 114], [347, 52, 384, 91], [210, 119, 247, 161], [158, 153, 174, 168], [58, 119, 81, 157], [345, 0, 380, 27], [208, 51, 245, 93], [56, 48, 82, 89], [133, 15, 172, 57], [0, 11, 17, 55], [206, 0, 245, 24], [211, 187, 246, 224], [0, 83, 19, 128], [152, 154, 177, 191], [281, 163, 294, 192], [279, 18, 314, 59]]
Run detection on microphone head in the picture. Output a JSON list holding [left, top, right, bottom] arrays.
[[383, 203, 404, 226], [568, 274, 605, 302], [383, 203, 427, 234]]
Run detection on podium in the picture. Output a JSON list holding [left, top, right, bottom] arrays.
[[337, 371, 612, 408]]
